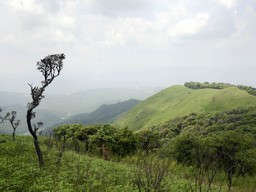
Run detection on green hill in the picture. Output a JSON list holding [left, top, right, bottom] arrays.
[[114, 85, 256, 130]]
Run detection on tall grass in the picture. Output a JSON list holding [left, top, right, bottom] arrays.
[[0, 135, 255, 191]]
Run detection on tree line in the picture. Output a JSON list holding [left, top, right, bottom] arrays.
[[184, 81, 256, 96], [52, 124, 162, 159]]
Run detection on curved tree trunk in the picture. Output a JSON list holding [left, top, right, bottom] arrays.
[[26, 53, 65, 167], [27, 110, 44, 167]]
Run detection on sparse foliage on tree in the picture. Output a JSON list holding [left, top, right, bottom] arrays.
[[5, 111, 21, 141], [0, 107, 9, 123], [0, 108, 20, 141], [27, 53, 65, 167], [0, 108, 4, 123]]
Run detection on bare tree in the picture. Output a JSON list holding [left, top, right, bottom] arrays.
[[5, 111, 21, 141], [27, 53, 65, 167]]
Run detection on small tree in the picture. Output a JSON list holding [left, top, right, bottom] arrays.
[[27, 53, 65, 167], [112, 127, 138, 157], [131, 154, 170, 192], [0, 108, 4, 123], [0, 107, 9, 123], [6, 111, 21, 141], [211, 131, 255, 191], [136, 129, 161, 154], [90, 124, 116, 159]]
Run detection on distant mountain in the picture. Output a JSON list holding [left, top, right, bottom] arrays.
[[114, 85, 256, 131], [46, 99, 140, 132], [0, 87, 161, 118], [0, 105, 61, 134]]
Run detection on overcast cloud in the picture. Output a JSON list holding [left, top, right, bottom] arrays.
[[0, 0, 255, 93]]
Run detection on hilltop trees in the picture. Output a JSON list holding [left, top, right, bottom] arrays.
[[27, 54, 65, 167], [184, 81, 256, 96]]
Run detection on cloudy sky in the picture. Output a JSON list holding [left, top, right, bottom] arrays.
[[0, 0, 255, 93]]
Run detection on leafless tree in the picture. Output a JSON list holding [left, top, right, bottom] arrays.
[[27, 53, 65, 167]]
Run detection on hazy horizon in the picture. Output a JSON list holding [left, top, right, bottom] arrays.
[[1, 0, 255, 94]]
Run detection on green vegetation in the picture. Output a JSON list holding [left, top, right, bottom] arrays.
[[1, 83, 256, 191], [184, 81, 256, 96], [0, 135, 134, 191], [1, 105, 256, 191], [114, 85, 256, 130], [0, 107, 256, 191], [154, 106, 256, 139]]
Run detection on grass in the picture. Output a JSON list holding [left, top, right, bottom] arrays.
[[0, 135, 255, 191], [0, 135, 133, 192], [114, 85, 256, 130]]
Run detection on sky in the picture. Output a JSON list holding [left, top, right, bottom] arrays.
[[0, 0, 256, 93]]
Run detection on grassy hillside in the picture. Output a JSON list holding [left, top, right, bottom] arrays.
[[114, 85, 256, 130], [1, 108, 256, 191], [0, 135, 134, 191], [0, 135, 208, 192]]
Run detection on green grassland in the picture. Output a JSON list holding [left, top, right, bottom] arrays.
[[0, 135, 205, 192], [114, 85, 256, 130], [1, 134, 255, 192], [0, 135, 134, 192]]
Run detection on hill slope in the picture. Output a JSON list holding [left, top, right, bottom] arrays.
[[47, 99, 140, 131], [114, 85, 256, 130]]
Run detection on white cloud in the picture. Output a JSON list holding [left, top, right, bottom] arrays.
[[0, 0, 256, 93], [214, 0, 237, 8], [168, 13, 209, 38], [53, 14, 76, 29], [102, 31, 125, 47], [49, 30, 76, 43], [3, 34, 16, 43], [7, 0, 43, 14]]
